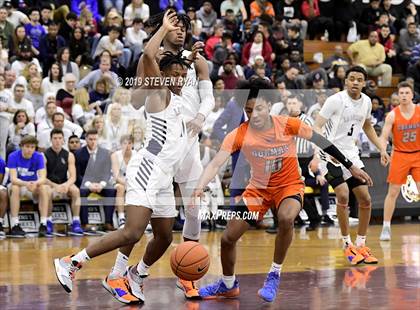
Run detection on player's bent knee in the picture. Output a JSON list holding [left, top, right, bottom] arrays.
[[121, 228, 141, 244], [277, 216, 294, 230], [221, 234, 237, 247], [155, 233, 173, 247], [358, 200, 371, 209]]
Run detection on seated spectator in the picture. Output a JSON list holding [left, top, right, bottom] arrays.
[[197, 1, 217, 39], [250, 0, 275, 21], [10, 44, 42, 76], [69, 27, 91, 65], [358, 0, 381, 37], [105, 0, 124, 14], [398, 22, 420, 72], [239, 19, 254, 43], [241, 31, 273, 68], [301, 0, 334, 40], [289, 49, 309, 76], [57, 47, 80, 82], [5, 1, 29, 28], [286, 25, 303, 54], [0, 74, 12, 158], [347, 31, 392, 86], [202, 95, 225, 137], [307, 92, 327, 121], [73, 88, 101, 128], [75, 129, 115, 230], [205, 23, 224, 60], [39, 3, 52, 30], [219, 60, 239, 90], [217, 52, 244, 80], [90, 115, 108, 149], [270, 79, 291, 115], [7, 110, 35, 155], [56, 73, 76, 119], [275, 56, 290, 79], [15, 62, 40, 88], [68, 134, 81, 154], [25, 75, 43, 111], [381, 0, 398, 30], [279, 0, 308, 40], [211, 31, 234, 80], [24, 8, 46, 51], [387, 92, 399, 112], [370, 95, 385, 124], [281, 65, 304, 89], [78, 56, 118, 93], [42, 63, 64, 95], [0, 6, 14, 48], [70, 0, 101, 22], [100, 10, 124, 35], [78, 1, 98, 38], [37, 112, 83, 151], [321, 45, 350, 72], [222, 9, 238, 37], [378, 24, 397, 67], [124, 0, 150, 27], [220, 0, 247, 21], [10, 84, 34, 121], [88, 76, 112, 112], [109, 87, 136, 120], [328, 65, 346, 92], [0, 41, 9, 75], [35, 93, 64, 125], [0, 154, 6, 237], [58, 12, 77, 43], [93, 26, 132, 69], [8, 25, 33, 62], [244, 55, 271, 79], [39, 21, 65, 74], [125, 18, 148, 61], [8, 135, 50, 237], [4, 68, 16, 89], [132, 124, 144, 152], [45, 128, 83, 236], [104, 102, 129, 152], [111, 134, 135, 228], [407, 59, 420, 94]]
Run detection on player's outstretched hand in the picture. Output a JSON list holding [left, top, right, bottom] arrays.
[[349, 166, 373, 186], [162, 10, 179, 32], [189, 41, 204, 62], [380, 150, 390, 167]]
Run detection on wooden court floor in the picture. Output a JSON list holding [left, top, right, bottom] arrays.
[[0, 224, 419, 309]]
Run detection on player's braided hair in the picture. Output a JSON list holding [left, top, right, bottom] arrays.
[[159, 50, 192, 71]]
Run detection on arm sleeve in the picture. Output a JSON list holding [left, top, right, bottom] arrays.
[[220, 127, 242, 154], [198, 80, 215, 118]]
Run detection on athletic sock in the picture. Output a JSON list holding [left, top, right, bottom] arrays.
[[342, 235, 352, 247], [72, 249, 91, 264], [72, 216, 80, 222], [136, 259, 150, 276], [110, 251, 129, 277], [222, 274, 236, 289], [47, 216, 52, 222], [40, 217, 47, 225], [0, 218, 3, 224], [269, 262, 282, 276], [355, 235, 366, 247], [383, 221, 391, 228], [11, 217, 19, 227], [118, 212, 125, 220]]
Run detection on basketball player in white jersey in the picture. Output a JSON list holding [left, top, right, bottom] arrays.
[[106, 9, 215, 300], [314, 66, 389, 265], [54, 11, 193, 304]]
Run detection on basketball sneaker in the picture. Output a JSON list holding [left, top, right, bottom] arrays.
[[198, 279, 240, 299], [344, 244, 365, 265], [176, 279, 200, 299], [258, 272, 281, 302], [54, 256, 82, 293], [69, 220, 83, 236], [102, 272, 140, 304], [0, 223, 5, 239], [357, 246, 378, 264], [380, 226, 391, 241], [126, 265, 146, 302], [46, 220, 54, 237], [39, 223, 48, 237], [9, 224, 25, 238]]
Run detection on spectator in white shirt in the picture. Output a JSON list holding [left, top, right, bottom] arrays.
[[35, 92, 64, 125], [104, 102, 128, 152], [7, 109, 35, 153], [124, 0, 150, 26], [57, 47, 80, 82], [125, 17, 147, 61], [10, 45, 42, 76], [0, 74, 12, 158], [42, 62, 64, 95], [5, 1, 29, 28], [9, 84, 34, 121], [72, 87, 101, 128]]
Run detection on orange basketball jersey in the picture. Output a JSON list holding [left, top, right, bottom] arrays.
[[392, 105, 420, 153], [221, 115, 313, 189]]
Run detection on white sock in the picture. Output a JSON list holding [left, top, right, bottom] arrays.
[[72, 249, 91, 264], [118, 212, 125, 220], [111, 251, 129, 277], [136, 259, 150, 276], [222, 274, 236, 289], [383, 221, 391, 228], [11, 217, 19, 227], [342, 235, 352, 247], [72, 216, 80, 222], [47, 216, 52, 222], [355, 235, 366, 247], [269, 262, 282, 276], [40, 217, 47, 225], [0, 217, 3, 224]]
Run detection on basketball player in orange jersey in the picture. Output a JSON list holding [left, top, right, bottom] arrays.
[[191, 78, 371, 302], [379, 81, 420, 241]]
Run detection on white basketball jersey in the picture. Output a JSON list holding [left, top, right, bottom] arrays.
[[319, 90, 372, 160], [180, 50, 200, 123], [141, 92, 188, 175]]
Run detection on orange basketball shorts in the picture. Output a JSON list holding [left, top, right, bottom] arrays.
[[387, 151, 420, 185]]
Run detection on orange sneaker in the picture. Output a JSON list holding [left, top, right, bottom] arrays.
[[176, 278, 201, 299], [102, 275, 140, 304], [357, 246, 378, 264], [344, 244, 365, 265]]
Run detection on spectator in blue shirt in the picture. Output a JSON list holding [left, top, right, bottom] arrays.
[[0, 155, 7, 239], [7, 135, 51, 238], [24, 8, 46, 50]]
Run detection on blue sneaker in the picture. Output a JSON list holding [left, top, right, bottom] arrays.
[[46, 220, 54, 237], [198, 279, 239, 300], [258, 272, 281, 302], [69, 220, 84, 236]]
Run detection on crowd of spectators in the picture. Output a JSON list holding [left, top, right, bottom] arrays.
[[0, 0, 419, 238]]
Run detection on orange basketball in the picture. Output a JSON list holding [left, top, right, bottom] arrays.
[[170, 241, 210, 281]]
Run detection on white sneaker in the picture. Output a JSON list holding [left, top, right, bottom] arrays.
[[54, 256, 81, 293], [145, 223, 152, 233], [126, 265, 146, 302], [380, 226, 391, 241]]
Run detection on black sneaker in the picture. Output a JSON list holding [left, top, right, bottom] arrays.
[[321, 214, 335, 226], [39, 223, 48, 237], [265, 223, 277, 234], [201, 220, 211, 232], [0, 223, 5, 239], [172, 219, 183, 232], [10, 224, 26, 238]]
